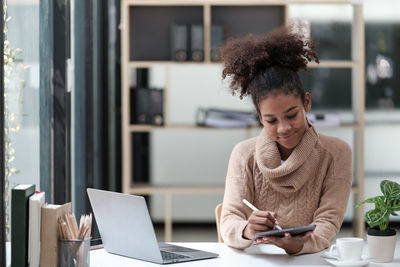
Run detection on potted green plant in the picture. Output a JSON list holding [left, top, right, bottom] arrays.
[[355, 179, 400, 262]]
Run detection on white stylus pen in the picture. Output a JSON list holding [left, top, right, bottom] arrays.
[[242, 199, 282, 230]]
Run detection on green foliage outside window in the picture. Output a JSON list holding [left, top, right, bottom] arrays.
[[3, 0, 26, 241]]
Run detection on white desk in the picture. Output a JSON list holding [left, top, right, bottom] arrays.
[[90, 241, 400, 267]]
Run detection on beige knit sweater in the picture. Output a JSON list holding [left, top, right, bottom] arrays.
[[221, 123, 352, 255]]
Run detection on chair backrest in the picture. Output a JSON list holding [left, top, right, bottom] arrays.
[[215, 203, 224, 243]]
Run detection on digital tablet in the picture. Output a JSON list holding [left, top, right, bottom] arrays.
[[254, 224, 316, 239]]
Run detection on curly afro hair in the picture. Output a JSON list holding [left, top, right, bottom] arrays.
[[221, 26, 319, 115]]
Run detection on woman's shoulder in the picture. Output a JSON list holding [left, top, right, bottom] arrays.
[[231, 136, 258, 159], [227, 137, 258, 176], [318, 134, 352, 183], [318, 133, 352, 158]]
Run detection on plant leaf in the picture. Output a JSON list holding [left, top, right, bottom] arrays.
[[380, 180, 400, 200], [355, 196, 384, 209], [365, 209, 390, 229], [392, 199, 400, 211], [376, 196, 386, 211]]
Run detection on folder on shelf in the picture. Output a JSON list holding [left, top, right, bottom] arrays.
[[211, 25, 224, 62], [150, 88, 164, 125], [170, 23, 188, 61], [28, 191, 45, 267], [40, 202, 72, 267], [131, 87, 164, 125], [196, 108, 259, 128], [11, 184, 36, 267], [307, 113, 340, 127], [132, 132, 150, 184], [190, 24, 204, 61]]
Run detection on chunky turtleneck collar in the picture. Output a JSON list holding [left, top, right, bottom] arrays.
[[255, 121, 320, 193]]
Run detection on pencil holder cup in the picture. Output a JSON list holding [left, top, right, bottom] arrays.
[[58, 238, 91, 267]]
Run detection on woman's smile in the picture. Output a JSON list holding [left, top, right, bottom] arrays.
[[257, 93, 311, 159], [278, 131, 297, 142]]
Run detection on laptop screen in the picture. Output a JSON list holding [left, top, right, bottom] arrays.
[[87, 188, 163, 263]]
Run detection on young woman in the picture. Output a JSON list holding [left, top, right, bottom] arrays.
[[220, 27, 352, 255]]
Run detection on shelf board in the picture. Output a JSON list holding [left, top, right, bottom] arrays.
[[286, 0, 357, 4], [128, 123, 360, 132], [128, 184, 225, 195], [128, 60, 360, 69], [316, 123, 361, 130], [128, 125, 257, 132], [128, 183, 360, 195], [308, 60, 358, 68], [128, 61, 215, 68], [123, 0, 357, 6], [124, 0, 208, 6], [129, 125, 166, 132]]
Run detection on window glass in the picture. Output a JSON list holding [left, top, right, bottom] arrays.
[[301, 68, 352, 110], [4, 0, 40, 241], [291, 2, 400, 111], [363, 0, 400, 204], [289, 4, 352, 61], [365, 23, 400, 109]]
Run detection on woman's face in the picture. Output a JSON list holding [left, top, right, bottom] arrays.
[[258, 92, 311, 152]]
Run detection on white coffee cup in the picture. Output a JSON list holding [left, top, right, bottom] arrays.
[[329, 237, 364, 261]]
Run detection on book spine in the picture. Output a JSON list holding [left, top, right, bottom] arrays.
[[39, 208, 56, 267], [29, 193, 44, 267], [11, 185, 35, 267], [40, 203, 72, 267]]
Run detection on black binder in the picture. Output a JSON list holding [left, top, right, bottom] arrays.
[[149, 89, 164, 126], [132, 132, 150, 183], [130, 87, 164, 126]]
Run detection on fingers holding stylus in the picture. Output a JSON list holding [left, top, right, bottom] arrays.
[[242, 199, 281, 230], [243, 211, 280, 239], [249, 211, 279, 229]]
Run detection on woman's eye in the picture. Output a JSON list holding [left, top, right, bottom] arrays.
[[266, 119, 277, 124], [287, 112, 298, 119]]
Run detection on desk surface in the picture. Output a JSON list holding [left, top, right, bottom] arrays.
[[90, 241, 400, 267]]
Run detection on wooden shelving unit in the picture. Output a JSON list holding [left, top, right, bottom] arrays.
[[121, 0, 365, 241]]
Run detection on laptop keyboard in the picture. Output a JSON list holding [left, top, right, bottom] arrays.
[[161, 250, 190, 261]]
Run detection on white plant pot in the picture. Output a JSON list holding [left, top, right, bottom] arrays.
[[367, 232, 397, 263]]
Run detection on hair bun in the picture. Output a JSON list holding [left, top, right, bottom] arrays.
[[221, 26, 319, 98]]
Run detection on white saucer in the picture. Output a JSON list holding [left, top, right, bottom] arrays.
[[321, 252, 371, 267]]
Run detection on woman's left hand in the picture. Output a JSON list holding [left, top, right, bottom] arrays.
[[253, 231, 313, 254]]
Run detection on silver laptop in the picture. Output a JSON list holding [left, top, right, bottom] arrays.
[[87, 188, 219, 264]]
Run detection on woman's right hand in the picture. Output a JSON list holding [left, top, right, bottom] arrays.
[[242, 211, 279, 240]]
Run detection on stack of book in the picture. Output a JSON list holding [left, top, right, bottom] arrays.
[[11, 184, 36, 267], [11, 184, 72, 267], [196, 108, 259, 128]]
